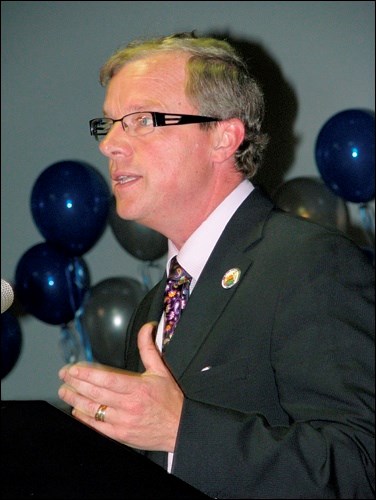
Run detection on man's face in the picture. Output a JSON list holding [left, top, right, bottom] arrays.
[[98, 52, 219, 245]]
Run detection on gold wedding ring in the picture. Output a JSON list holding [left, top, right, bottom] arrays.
[[94, 404, 108, 422]]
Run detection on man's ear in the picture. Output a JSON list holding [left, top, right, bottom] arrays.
[[212, 118, 245, 163]]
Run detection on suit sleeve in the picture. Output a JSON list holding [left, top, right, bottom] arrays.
[[172, 233, 375, 499]]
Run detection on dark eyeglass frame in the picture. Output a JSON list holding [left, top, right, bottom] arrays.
[[89, 111, 220, 140]]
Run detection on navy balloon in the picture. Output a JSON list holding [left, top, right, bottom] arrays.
[[1, 311, 23, 379], [31, 160, 111, 255], [15, 242, 91, 325], [315, 109, 375, 203]]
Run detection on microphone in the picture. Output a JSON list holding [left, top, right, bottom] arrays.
[[1, 279, 14, 314]]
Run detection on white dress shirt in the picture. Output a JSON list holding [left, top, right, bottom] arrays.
[[154, 179, 254, 472]]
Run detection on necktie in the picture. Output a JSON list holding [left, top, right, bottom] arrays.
[[162, 256, 192, 351]]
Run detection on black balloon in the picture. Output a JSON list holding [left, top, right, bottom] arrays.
[[272, 176, 349, 232], [1, 311, 22, 379], [81, 277, 146, 368], [108, 196, 168, 261]]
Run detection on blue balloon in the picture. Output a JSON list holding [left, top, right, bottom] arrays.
[[15, 242, 91, 325], [30, 160, 111, 255], [315, 109, 375, 203], [1, 311, 22, 379]]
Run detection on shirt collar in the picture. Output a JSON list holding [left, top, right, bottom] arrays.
[[166, 179, 254, 287]]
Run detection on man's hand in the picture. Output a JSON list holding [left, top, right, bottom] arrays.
[[58, 322, 184, 452]]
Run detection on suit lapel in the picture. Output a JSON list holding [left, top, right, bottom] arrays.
[[163, 188, 275, 379]]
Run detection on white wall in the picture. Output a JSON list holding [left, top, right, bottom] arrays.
[[1, 1, 374, 405]]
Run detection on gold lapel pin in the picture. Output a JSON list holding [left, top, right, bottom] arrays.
[[221, 268, 241, 289]]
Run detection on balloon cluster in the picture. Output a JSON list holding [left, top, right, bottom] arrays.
[[4, 160, 111, 371], [4, 159, 168, 375], [273, 108, 374, 250], [15, 161, 111, 328]]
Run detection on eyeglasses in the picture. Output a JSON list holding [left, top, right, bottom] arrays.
[[89, 111, 219, 140]]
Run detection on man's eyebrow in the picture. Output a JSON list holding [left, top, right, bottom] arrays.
[[102, 103, 163, 117]]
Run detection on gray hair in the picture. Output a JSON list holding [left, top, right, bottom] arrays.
[[99, 32, 269, 178]]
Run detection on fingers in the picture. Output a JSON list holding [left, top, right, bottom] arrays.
[[58, 322, 161, 400], [59, 361, 127, 382], [58, 382, 106, 420], [58, 361, 135, 394]]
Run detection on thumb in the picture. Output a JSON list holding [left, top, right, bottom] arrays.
[[137, 322, 167, 374]]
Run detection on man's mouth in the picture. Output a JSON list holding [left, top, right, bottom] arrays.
[[115, 175, 139, 184]]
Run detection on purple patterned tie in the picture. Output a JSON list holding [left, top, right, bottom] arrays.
[[162, 256, 192, 351]]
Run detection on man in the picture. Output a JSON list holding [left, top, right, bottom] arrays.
[[58, 32, 374, 498]]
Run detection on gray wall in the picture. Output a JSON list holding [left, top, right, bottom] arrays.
[[1, 1, 374, 406]]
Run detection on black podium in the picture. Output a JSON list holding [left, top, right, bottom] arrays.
[[1, 400, 209, 499]]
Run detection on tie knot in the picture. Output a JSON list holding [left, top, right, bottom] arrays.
[[168, 257, 192, 285]]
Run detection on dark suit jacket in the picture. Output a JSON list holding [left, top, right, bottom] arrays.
[[125, 189, 375, 499]]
